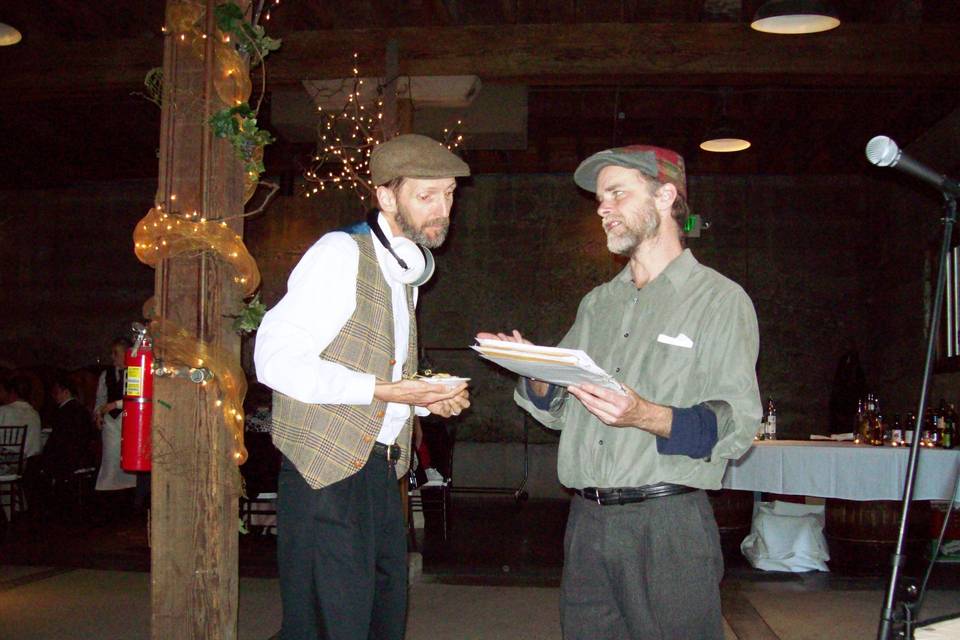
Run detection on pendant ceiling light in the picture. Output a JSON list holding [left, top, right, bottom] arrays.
[[700, 123, 751, 153], [0, 22, 22, 46], [751, 0, 840, 35], [700, 90, 751, 153]]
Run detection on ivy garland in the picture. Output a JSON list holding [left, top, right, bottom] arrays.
[[231, 293, 267, 334], [209, 3, 280, 179], [214, 2, 281, 66], [210, 104, 275, 176]]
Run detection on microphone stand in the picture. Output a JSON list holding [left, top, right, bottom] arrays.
[[877, 195, 957, 640]]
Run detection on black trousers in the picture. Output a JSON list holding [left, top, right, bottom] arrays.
[[277, 453, 407, 640]]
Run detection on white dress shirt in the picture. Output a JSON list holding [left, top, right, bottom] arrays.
[[254, 213, 425, 446], [0, 399, 43, 459]]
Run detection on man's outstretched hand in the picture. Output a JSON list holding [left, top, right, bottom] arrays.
[[476, 330, 550, 397], [374, 379, 470, 418], [476, 329, 529, 345]]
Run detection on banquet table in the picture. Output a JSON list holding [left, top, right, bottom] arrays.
[[721, 440, 960, 502]]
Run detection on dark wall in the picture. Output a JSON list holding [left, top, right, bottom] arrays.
[[1, 169, 946, 442], [0, 180, 155, 368], [248, 173, 877, 441], [865, 112, 960, 420]]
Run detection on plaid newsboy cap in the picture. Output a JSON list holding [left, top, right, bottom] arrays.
[[573, 144, 687, 200]]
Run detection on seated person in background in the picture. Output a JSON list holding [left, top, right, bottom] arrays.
[[0, 375, 43, 516], [0, 375, 43, 460], [41, 374, 98, 512]]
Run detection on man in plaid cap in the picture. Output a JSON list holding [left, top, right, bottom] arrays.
[[255, 134, 471, 640], [481, 144, 761, 639]]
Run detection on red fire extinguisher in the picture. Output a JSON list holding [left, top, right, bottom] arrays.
[[122, 326, 153, 471]]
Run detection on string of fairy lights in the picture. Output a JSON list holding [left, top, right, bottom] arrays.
[[136, 0, 282, 466], [256, 0, 281, 23], [302, 52, 464, 203]]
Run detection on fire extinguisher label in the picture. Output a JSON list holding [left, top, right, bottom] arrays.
[[126, 366, 144, 397]]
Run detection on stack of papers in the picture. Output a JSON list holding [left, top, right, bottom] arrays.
[[473, 338, 624, 394]]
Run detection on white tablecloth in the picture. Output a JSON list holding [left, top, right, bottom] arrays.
[[721, 440, 960, 501]]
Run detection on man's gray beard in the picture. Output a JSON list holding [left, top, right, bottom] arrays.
[[396, 204, 449, 249], [607, 207, 659, 256]]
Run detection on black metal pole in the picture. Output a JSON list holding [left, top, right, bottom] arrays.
[[877, 197, 957, 640]]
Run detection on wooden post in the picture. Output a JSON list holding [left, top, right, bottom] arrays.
[[150, 1, 247, 637]]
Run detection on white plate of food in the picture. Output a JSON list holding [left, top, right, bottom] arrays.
[[418, 374, 470, 387]]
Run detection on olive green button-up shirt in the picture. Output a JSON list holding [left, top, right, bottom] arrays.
[[515, 249, 761, 491]]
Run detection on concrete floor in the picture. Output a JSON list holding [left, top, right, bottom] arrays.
[[2, 564, 960, 640], [2, 496, 959, 639]]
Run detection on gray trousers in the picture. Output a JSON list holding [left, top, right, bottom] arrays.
[[561, 490, 724, 640]]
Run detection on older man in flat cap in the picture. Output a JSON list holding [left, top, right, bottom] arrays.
[[255, 134, 471, 640], [481, 144, 761, 640]]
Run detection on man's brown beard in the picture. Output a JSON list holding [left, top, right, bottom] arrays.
[[396, 202, 449, 248], [607, 203, 659, 256]]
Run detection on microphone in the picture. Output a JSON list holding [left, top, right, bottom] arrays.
[[865, 135, 960, 197]]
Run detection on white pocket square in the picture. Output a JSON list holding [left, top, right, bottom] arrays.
[[657, 333, 694, 349]]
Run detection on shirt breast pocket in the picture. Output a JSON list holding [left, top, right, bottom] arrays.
[[643, 341, 699, 402]]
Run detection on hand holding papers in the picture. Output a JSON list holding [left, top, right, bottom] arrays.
[[473, 337, 625, 395]]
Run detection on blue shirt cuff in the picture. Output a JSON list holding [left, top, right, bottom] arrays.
[[656, 404, 718, 459], [524, 379, 558, 411]]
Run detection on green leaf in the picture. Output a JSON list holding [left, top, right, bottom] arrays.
[[233, 293, 267, 334], [210, 103, 273, 180], [215, 3, 245, 32]]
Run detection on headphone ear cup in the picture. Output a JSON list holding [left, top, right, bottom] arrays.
[[410, 247, 434, 287], [385, 238, 433, 285]]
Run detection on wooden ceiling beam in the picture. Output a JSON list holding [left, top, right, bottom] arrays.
[[1, 23, 958, 101]]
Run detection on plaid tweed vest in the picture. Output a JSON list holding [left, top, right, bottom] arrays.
[[271, 230, 418, 489]]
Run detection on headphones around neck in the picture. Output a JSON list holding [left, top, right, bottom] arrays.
[[366, 209, 435, 287]]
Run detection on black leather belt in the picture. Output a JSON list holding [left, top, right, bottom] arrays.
[[575, 483, 696, 506], [371, 441, 401, 462]]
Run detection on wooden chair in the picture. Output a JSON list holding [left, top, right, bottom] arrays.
[[408, 468, 452, 543], [408, 419, 455, 543], [240, 492, 277, 535], [0, 425, 28, 524]]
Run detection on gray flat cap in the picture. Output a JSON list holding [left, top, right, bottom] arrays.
[[370, 134, 470, 186]]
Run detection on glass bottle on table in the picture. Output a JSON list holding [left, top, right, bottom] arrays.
[[890, 413, 903, 446], [857, 393, 877, 444], [765, 397, 777, 440], [922, 406, 939, 447], [868, 395, 885, 446], [904, 411, 917, 445], [944, 402, 958, 449], [853, 398, 867, 444], [936, 399, 956, 449], [871, 411, 886, 446]]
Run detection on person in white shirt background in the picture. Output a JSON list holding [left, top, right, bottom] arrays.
[[0, 375, 43, 521], [0, 375, 42, 461]]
